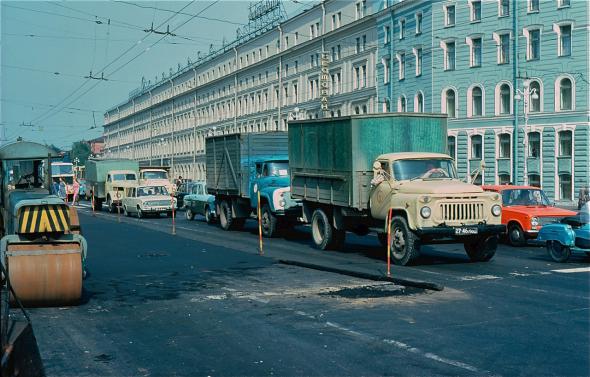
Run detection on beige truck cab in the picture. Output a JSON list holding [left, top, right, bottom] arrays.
[[370, 152, 504, 264], [105, 170, 139, 212]]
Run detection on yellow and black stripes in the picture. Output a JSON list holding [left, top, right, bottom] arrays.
[[18, 205, 70, 234]]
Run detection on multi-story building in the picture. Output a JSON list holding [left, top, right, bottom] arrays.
[[103, 0, 380, 181], [377, 0, 589, 204]]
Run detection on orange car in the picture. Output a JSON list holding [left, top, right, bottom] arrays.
[[483, 185, 577, 246]]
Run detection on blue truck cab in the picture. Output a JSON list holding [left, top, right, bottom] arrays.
[[206, 133, 301, 237]]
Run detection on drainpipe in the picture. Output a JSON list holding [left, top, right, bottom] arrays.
[[148, 90, 153, 166], [512, 0, 519, 184], [192, 68, 197, 180], [277, 25, 283, 131]]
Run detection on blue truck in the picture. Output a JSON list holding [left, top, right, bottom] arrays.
[[205, 132, 300, 237]]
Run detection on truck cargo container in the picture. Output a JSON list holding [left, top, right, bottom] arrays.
[[206, 132, 300, 236], [86, 158, 139, 211], [288, 114, 505, 265]]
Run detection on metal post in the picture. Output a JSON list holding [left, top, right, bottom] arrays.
[[523, 95, 529, 186]]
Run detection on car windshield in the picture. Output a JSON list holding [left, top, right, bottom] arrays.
[[51, 164, 73, 176], [113, 173, 136, 181], [502, 189, 551, 206], [264, 162, 289, 177], [137, 186, 169, 196], [392, 159, 457, 180], [142, 171, 168, 179]]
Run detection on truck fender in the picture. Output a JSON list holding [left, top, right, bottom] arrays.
[[537, 223, 576, 247], [257, 190, 274, 211], [301, 202, 313, 223], [385, 209, 411, 232]]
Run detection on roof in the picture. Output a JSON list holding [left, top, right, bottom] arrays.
[[483, 185, 541, 191], [377, 152, 452, 160], [0, 141, 60, 160]]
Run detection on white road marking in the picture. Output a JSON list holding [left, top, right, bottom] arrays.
[[459, 275, 501, 281], [551, 267, 590, 274]]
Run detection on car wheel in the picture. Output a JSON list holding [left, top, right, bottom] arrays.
[[186, 208, 195, 221], [508, 223, 526, 247], [464, 236, 498, 262], [261, 204, 278, 238], [137, 207, 143, 219], [390, 216, 420, 265], [547, 240, 571, 263]]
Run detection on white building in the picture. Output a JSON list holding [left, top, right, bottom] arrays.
[[103, 0, 380, 180]]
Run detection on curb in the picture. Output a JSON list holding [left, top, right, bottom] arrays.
[[279, 259, 444, 292]]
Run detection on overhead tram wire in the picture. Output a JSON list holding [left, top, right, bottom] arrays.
[[29, 1, 198, 127]]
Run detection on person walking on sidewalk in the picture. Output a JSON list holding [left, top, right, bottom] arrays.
[[71, 178, 80, 205], [58, 178, 66, 200]]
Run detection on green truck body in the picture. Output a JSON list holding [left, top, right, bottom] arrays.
[[289, 114, 448, 210]]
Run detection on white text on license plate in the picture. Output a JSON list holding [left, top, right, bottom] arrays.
[[455, 227, 478, 235]]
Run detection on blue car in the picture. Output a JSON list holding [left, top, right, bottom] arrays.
[[537, 204, 590, 262], [183, 181, 216, 224]]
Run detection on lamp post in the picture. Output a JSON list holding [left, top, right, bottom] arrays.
[[514, 82, 539, 186], [159, 138, 167, 166]]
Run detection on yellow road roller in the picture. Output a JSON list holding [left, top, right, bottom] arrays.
[[0, 141, 87, 307]]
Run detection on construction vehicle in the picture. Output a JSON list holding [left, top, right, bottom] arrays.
[[0, 141, 87, 306]]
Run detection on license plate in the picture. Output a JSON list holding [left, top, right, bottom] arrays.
[[455, 227, 478, 235]]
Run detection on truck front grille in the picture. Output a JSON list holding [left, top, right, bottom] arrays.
[[439, 202, 485, 222]]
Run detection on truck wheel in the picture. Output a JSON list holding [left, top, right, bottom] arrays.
[[508, 223, 526, 247], [311, 209, 334, 250], [219, 200, 234, 230], [106, 197, 114, 213], [261, 204, 278, 238], [204, 206, 215, 224], [547, 240, 571, 263], [464, 235, 497, 262], [186, 208, 195, 221], [390, 216, 420, 265]]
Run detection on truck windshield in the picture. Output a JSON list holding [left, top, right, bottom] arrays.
[[51, 164, 73, 176], [142, 171, 168, 179], [113, 173, 137, 181], [137, 186, 169, 196], [264, 162, 289, 177], [392, 159, 457, 180], [502, 189, 550, 206]]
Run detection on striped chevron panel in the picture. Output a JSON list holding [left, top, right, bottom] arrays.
[[18, 205, 70, 234]]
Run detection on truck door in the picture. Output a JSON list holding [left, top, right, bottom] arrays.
[[249, 162, 263, 208], [370, 160, 394, 219]]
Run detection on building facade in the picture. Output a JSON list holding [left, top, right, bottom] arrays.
[[377, 0, 589, 203], [104, 0, 589, 204]]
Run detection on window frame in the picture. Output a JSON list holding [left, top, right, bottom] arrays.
[[444, 4, 456, 27], [558, 130, 573, 157], [555, 75, 575, 112], [498, 133, 511, 159], [470, 134, 483, 159], [498, 0, 510, 17], [470, 0, 482, 22]]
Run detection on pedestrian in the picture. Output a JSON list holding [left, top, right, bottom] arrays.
[[176, 175, 183, 190], [71, 178, 80, 205], [52, 179, 60, 196], [58, 178, 66, 200]]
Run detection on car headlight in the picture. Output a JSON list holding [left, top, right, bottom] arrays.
[[420, 206, 431, 219], [531, 217, 539, 227], [491, 204, 502, 217]]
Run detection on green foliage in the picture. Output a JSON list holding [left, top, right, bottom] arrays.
[[71, 141, 91, 165]]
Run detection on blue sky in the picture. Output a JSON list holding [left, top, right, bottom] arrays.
[[1, 1, 311, 150]]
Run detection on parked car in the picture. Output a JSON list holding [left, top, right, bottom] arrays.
[[537, 203, 590, 262], [483, 185, 577, 246], [174, 181, 197, 209], [122, 185, 175, 218], [184, 181, 216, 224]]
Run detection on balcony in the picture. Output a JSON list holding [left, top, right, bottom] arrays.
[[526, 158, 540, 174], [557, 156, 572, 174], [496, 158, 511, 175]]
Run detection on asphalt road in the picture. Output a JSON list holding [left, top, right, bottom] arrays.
[[24, 203, 590, 377]]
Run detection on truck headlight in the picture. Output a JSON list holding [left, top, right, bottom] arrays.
[[491, 204, 502, 217], [420, 206, 431, 219], [531, 217, 539, 228]]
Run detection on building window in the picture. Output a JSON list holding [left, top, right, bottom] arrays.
[[361, 64, 367, 88], [529, 80, 541, 112], [355, 1, 366, 20], [528, 132, 540, 158], [470, 37, 482, 67], [383, 58, 390, 84], [384, 26, 391, 44], [558, 24, 572, 57], [499, 34, 510, 64], [528, 0, 539, 12], [499, 0, 509, 16], [445, 5, 455, 26], [471, 0, 482, 21], [362, 35, 367, 51], [415, 92, 424, 113], [498, 133, 511, 158], [448, 136, 456, 160], [415, 13, 423, 34], [399, 19, 406, 39], [499, 83, 511, 114], [498, 174, 511, 185], [559, 130, 572, 156], [528, 29, 541, 60], [353, 66, 360, 89], [383, 98, 391, 112], [559, 78, 573, 110], [471, 134, 482, 159], [397, 53, 405, 80], [356, 37, 361, 54], [559, 174, 572, 200], [398, 96, 407, 112], [471, 86, 483, 116], [529, 174, 541, 188], [559, 0, 570, 7], [415, 48, 422, 76], [445, 89, 456, 118], [444, 41, 455, 71]]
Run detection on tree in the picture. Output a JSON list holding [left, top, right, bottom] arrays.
[[71, 141, 91, 165]]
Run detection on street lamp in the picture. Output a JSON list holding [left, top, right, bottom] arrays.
[[514, 82, 539, 186], [159, 138, 167, 166]]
